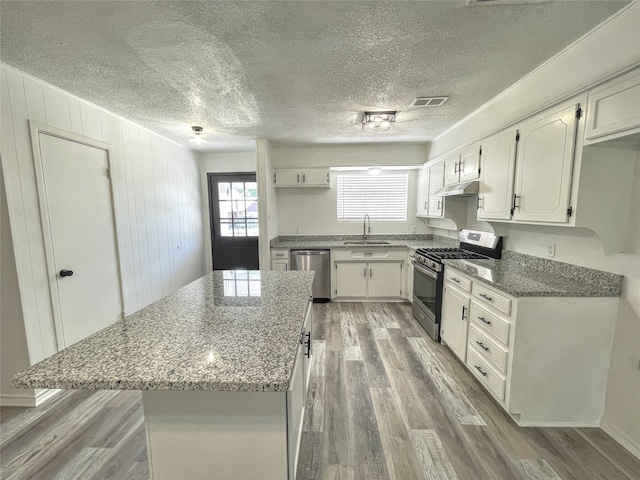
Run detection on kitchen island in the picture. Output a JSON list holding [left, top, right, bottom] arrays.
[[12, 270, 315, 480]]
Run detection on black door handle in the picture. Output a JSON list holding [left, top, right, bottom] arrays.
[[59, 269, 74, 277]]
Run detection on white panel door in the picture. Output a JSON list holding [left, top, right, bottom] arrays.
[[443, 154, 460, 186], [273, 169, 301, 186], [513, 104, 578, 223], [477, 130, 517, 221], [415, 168, 429, 217], [335, 262, 367, 297], [440, 284, 470, 362], [368, 262, 403, 298], [301, 169, 330, 187], [39, 133, 122, 347]]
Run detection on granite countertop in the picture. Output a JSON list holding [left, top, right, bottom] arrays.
[[270, 234, 456, 251], [443, 253, 623, 298], [12, 270, 315, 393]]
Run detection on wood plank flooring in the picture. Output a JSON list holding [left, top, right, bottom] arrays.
[[1, 302, 638, 480]]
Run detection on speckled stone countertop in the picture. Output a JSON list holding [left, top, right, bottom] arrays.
[[12, 270, 315, 393], [270, 234, 458, 251], [443, 251, 623, 298]]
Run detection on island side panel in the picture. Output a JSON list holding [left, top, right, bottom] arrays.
[[142, 390, 288, 480]]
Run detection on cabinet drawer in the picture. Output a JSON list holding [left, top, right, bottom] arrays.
[[445, 270, 471, 292], [466, 348, 506, 402], [468, 325, 509, 374], [469, 301, 510, 346], [271, 249, 289, 260], [472, 283, 512, 316]]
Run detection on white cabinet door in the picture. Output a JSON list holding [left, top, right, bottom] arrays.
[[416, 168, 429, 217], [459, 144, 480, 182], [272, 260, 289, 271], [427, 163, 444, 217], [301, 169, 330, 187], [443, 154, 460, 186], [440, 283, 471, 362], [286, 344, 306, 480], [513, 104, 578, 223], [477, 129, 517, 221], [585, 69, 640, 142], [274, 169, 301, 186], [335, 262, 368, 297], [368, 262, 403, 298]]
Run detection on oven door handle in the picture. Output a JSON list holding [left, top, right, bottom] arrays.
[[412, 261, 438, 279]]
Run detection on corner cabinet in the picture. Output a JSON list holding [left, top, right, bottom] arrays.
[[512, 103, 579, 223], [332, 249, 405, 299], [273, 168, 331, 188]]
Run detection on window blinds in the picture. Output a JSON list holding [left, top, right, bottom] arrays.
[[336, 172, 408, 221]]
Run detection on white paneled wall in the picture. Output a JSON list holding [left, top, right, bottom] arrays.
[[0, 64, 204, 366]]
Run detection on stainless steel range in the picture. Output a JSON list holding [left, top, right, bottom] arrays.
[[412, 229, 502, 341]]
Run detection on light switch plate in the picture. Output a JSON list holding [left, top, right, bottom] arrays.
[[547, 242, 556, 257]]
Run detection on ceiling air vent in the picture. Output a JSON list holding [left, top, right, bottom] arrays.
[[410, 97, 449, 108]]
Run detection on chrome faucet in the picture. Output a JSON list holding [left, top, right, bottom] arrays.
[[363, 214, 371, 239]]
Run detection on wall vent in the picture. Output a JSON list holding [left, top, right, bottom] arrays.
[[410, 97, 449, 107]]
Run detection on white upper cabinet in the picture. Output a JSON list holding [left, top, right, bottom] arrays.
[[459, 144, 481, 183], [584, 68, 640, 144], [273, 168, 331, 187], [443, 145, 480, 186], [443, 153, 460, 186], [427, 163, 444, 218], [415, 167, 429, 217], [477, 129, 517, 221], [512, 103, 579, 223]]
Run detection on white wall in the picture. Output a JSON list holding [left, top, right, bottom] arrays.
[[0, 166, 35, 404], [0, 64, 205, 382], [272, 144, 430, 235], [200, 151, 256, 271], [425, 5, 640, 456]]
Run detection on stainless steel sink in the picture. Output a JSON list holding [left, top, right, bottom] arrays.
[[343, 240, 390, 245]]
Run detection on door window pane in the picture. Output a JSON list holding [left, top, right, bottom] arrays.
[[215, 180, 259, 238], [218, 182, 232, 200], [220, 219, 234, 237]]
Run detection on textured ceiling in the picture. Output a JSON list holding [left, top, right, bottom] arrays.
[[0, 1, 630, 151]]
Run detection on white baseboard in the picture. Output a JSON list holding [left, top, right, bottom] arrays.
[[601, 421, 640, 460], [0, 388, 61, 407]]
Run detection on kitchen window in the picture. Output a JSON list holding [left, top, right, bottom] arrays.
[[336, 171, 408, 221]]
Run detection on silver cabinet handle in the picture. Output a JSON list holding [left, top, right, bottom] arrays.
[[297, 173, 300, 183], [364, 267, 367, 277], [369, 268, 372, 277], [476, 341, 489, 351], [479, 293, 493, 301], [303, 173, 306, 183], [478, 316, 492, 325], [451, 277, 460, 283], [475, 365, 487, 377], [477, 196, 483, 210], [461, 305, 467, 321]]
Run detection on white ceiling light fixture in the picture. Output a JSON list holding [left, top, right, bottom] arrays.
[[410, 96, 449, 107], [188, 126, 207, 145], [368, 167, 382, 176], [362, 111, 397, 131]]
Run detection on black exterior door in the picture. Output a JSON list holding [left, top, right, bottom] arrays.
[[208, 173, 259, 270]]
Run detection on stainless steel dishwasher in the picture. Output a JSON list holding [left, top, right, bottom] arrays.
[[289, 249, 331, 302]]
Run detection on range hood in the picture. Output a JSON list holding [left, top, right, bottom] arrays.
[[434, 181, 479, 197]]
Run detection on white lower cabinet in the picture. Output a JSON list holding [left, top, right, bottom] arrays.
[[443, 266, 618, 427], [332, 249, 406, 299], [334, 261, 403, 298], [440, 283, 470, 362], [271, 249, 289, 270]]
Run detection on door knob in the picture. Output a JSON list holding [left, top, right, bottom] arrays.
[[59, 269, 74, 277]]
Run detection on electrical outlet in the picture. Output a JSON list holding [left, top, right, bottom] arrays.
[[411, 225, 416, 234], [547, 242, 556, 257], [295, 226, 301, 234]]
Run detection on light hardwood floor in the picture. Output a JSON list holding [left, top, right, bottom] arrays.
[[1, 302, 638, 479]]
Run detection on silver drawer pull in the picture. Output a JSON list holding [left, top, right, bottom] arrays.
[[479, 293, 493, 301], [478, 316, 492, 325], [476, 341, 489, 352], [475, 365, 487, 377], [275, 253, 285, 257], [451, 277, 460, 283]]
